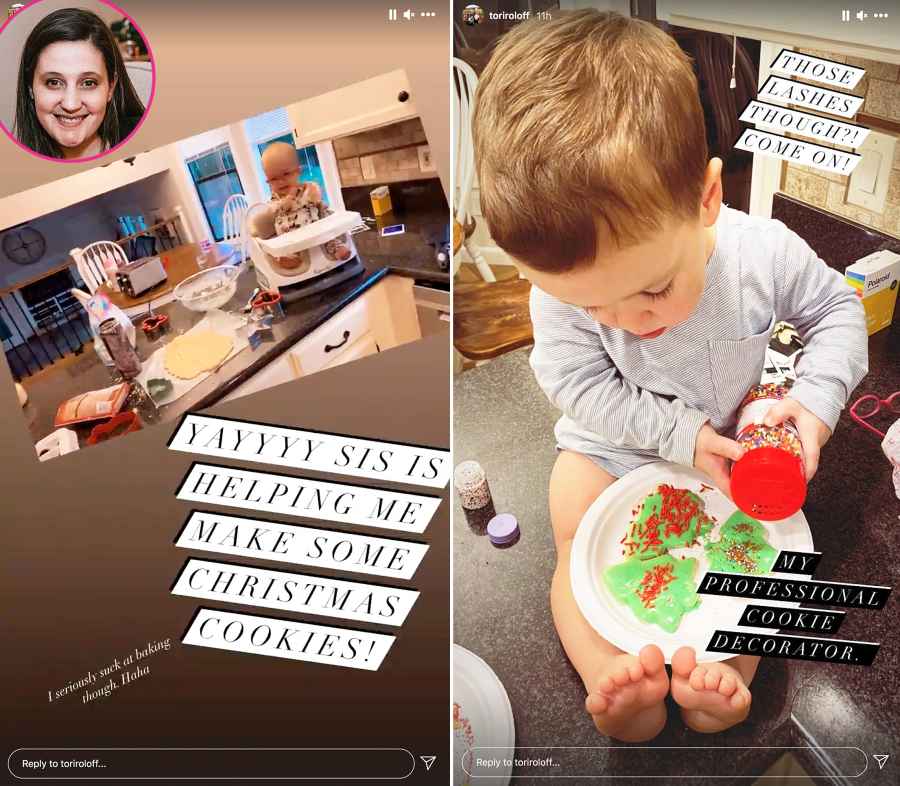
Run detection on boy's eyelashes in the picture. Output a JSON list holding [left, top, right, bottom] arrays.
[[583, 279, 675, 312], [644, 280, 674, 301]]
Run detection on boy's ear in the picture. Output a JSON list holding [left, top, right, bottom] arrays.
[[700, 157, 723, 228]]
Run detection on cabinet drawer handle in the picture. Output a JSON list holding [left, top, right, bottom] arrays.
[[324, 330, 351, 353]]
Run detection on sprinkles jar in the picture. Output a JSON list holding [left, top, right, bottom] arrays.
[[454, 460, 497, 533], [730, 383, 806, 521]]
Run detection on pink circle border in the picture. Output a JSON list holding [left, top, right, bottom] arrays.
[[0, 0, 157, 164]]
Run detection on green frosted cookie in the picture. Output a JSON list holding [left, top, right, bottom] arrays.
[[603, 553, 701, 634], [621, 484, 716, 559], [704, 511, 777, 575]]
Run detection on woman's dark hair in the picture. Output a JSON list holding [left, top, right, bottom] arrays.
[[14, 8, 146, 157]]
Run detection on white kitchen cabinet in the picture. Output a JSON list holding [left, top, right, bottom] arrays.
[[320, 333, 379, 371], [219, 354, 295, 403], [287, 295, 373, 377], [0, 146, 175, 232], [287, 70, 418, 147], [217, 276, 422, 404], [656, 1, 899, 63]]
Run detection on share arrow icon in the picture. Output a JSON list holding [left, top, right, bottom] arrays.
[[420, 755, 437, 771], [873, 754, 889, 769]]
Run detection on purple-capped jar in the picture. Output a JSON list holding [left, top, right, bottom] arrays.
[[487, 513, 520, 548]]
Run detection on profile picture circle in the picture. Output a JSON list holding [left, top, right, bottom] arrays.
[[462, 4, 484, 26], [0, 0, 155, 163]]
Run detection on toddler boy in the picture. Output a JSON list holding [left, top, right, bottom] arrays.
[[472, 10, 868, 741]]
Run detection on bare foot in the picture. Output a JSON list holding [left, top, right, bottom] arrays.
[[584, 645, 668, 741], [670, 647, 751, 733]]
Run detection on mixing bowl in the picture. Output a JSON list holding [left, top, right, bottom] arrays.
[[173, 265, 240, 312]]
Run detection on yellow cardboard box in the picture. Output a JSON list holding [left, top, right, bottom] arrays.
[[845, 250, 900, 335]]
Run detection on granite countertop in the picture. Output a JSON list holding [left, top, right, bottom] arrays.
[[342, 182, 450, 286], [22, 258, 388, 445], [453, 320, 898, 784]]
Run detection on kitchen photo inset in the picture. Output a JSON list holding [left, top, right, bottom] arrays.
[[0, 68, 450, 463]]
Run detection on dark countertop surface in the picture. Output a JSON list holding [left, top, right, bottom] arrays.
[[22, 257, 388, 445], [453, 319, 898, 784], [342, 181, 450, 286]]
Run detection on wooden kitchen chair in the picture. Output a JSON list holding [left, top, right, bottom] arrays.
[[454, 276, 533, 361], [70, 241, 129, 294], [453, 57, 495, 283], [222, 194, 250, 262]]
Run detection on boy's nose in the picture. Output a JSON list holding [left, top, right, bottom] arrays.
[[587, 306, 617, 328]]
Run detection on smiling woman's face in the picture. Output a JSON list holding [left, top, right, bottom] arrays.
[[32, 40, 114, 158]]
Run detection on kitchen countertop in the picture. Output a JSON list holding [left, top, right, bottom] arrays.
[[453, 320, 898, 784], [21, 257, 388, 446], [342, 182, 450, 286]]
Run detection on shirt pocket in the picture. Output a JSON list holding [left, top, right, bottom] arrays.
[[707, 313, 776, 424]]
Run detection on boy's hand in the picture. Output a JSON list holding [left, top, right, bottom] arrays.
[[301, 181, 322, 202], [693, 423, 745, 499], [763, 397, 832, 481]]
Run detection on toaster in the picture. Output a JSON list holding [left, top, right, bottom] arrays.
[[116, 256, 167, 297]]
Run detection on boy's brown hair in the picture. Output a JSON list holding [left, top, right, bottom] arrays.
[[472, 10, 708, 273]]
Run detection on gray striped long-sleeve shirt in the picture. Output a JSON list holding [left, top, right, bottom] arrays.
[[529, 205, 869, 478]]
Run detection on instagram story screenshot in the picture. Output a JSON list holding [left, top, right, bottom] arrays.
[[0, 0, 450, 783], [452, 1, 899, 784]]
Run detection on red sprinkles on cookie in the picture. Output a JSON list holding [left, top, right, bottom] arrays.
[[636, 563, 675, 609], [622, 484, 715, 557]]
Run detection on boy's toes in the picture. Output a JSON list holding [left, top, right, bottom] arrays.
[[597, 675, 615, 694], [718, 672, 737, 697], [586, 653, 669, 742], [585, 692, 609, 715], [689, 666, 708, 691], [612, 667, 632, 688], [671, 659, 753, 732], [639, 644, 665, 676], [730, 687, 751, 712], [671, 646, 697, 679], [704, 669, 722, 692]]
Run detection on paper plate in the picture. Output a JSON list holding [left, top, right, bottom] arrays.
[[570, 461, 814, 663], [453, 644, 515, 786]]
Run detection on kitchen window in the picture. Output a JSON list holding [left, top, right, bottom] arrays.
[[244, 106, 345, 211], [186, 143, 245, 241]]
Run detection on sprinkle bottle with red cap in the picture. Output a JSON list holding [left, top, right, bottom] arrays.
[[730, 382, 806, 521]]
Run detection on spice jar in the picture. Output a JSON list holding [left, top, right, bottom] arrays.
[[730, 382, 806, 521], [454, 460, 496, 533]]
